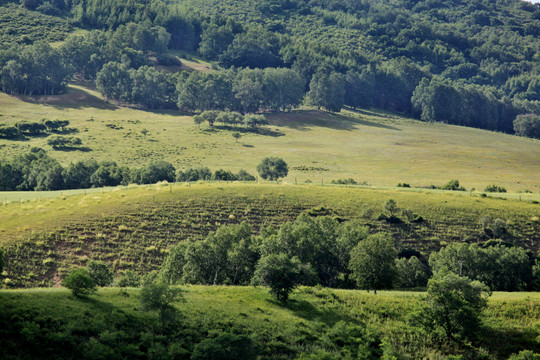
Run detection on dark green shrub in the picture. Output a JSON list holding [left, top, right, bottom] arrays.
[[156, 54, 182, 66], [16, 121, 47, 136], [86, 260, 114, 287], [514, 114, 540, 139], [47, 135, 82, 149], [63, 268, 97, 297], [191, 333, 257, 360], [0, 125, 20, 139], [212, 169, 237, 181], [441, 179, 466, 191], [115, 270, 141, 287], [330, 178, 358, 185], [140, 282, 182, 327], [484, 184, 507, 193], [508, 351, 540, 360]]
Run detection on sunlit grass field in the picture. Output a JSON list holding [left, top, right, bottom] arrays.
[[0, 86, 538, 192], [0, 183, 538, 287]]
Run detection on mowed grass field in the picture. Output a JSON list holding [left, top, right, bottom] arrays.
[[1, 286, 539, 359], [0, 85, 539, 192], [0, 183, 538, 287]]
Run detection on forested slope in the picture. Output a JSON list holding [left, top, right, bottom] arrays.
[[0, 0, 539, 136]]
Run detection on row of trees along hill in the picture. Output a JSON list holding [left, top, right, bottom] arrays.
[[0, 148, 260, 191], [158, 213, 540, 294], [1, 0, 540, 136]]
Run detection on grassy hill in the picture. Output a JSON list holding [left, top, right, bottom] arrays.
[[1, 85, 539, 193], [1, 183, 538, 288], [1, 286, 538, 359]]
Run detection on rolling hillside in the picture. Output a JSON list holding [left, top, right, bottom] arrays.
[[1, 183, 538, 288], [0, 86, 539, 192]]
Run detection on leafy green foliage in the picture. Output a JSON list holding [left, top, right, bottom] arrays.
[[86, 260, 114, 287], [182, 222, 257, 285], [257, 157, 288, 181], [139, 282, 181, 327], [0, 5, 72, 47], [191, 333, 257, 360], [395, 256, 429, 288], [252, 253, 312, 302], [305, 72, 345, 112], [485, 184, 507, 193], [62, 268, 97, 297], [417, 273, 490, 341], [349, 233, 397, 292], [0, 42, 71, 95], [514, 114, 540, 139], [115, 270, 141, 287], [429, 243, 532, 291], [47, 136, 83, 149], [508, 350, 540, 360]]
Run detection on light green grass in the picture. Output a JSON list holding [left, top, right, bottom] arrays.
[[1, 183, 538, 287], [0, 86, 539, 192]]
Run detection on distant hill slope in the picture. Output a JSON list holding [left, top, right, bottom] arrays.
[[1, 183, 538, 287], [0, 86, 539, 192]]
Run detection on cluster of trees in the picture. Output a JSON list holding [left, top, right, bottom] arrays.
[[0, 148, 258, 191], [0, 42, 70, 95], [96, 63, 177, 108], [156, 212, 539, 300], [0, 119, 71, 139], [193, 111, 268, 130], [176, 167, 255, 182], [3, 0, 540, 136], [177, 67, 305, 113]]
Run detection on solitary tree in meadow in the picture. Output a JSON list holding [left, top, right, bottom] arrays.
[[232, 132, 241, 142], [257, 157, 288, 181]]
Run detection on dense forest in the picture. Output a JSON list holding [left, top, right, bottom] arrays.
[[0, 0, 539, 136]]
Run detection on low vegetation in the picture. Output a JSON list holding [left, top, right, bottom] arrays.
[[0, 286, 538, 359]]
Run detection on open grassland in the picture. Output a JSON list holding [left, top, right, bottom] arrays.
[[0, 286, 538, 359], [0, 86, 539, 192], [1, 183, 538, 287]]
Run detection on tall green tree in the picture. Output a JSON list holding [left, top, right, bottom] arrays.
[[417, 273, 490, 341], [349, 233, 397, 294], [96, 62, 132, 105], [257, 157, 288, 181], [262, 68, 305, 111], [305, 72, 346, 112]]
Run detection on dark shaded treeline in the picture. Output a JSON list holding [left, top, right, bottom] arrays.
[[0, 148, 255, 191]]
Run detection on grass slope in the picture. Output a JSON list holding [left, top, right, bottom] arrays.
[[0, 286, 538, 359], [0, 86, 539, 192], [1, 183, 538, 287]]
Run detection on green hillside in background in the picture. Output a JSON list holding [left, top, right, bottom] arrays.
[[1, 86, 539, 192]]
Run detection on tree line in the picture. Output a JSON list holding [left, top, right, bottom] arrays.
[[0, 148, 257, 191], [1, 0, 540, 136], [157, 212, 539, 295]]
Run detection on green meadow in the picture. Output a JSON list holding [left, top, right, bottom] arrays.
[[0, 85, 539, 193], [0, 286, 538, 359]]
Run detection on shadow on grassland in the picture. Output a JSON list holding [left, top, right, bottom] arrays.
[[267, 110, 401, 132]]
